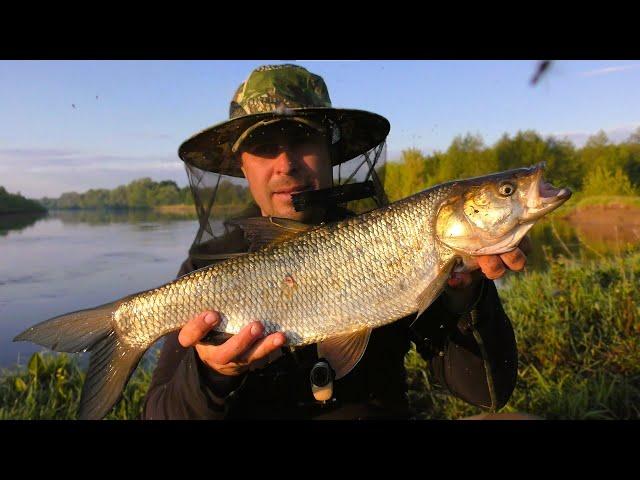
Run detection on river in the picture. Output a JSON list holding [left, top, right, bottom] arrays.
[[1, 208, 639, 368]]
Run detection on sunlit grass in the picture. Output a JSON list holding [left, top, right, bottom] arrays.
[[407, 251, 640, 419], [0, 352, 155, 420]]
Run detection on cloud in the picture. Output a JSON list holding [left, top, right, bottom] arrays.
[[0, 147, 187, 197], [0, 147, 81, 159], [580, 64, 640, 77], [548, 123, 640, 147], [0, 148, 181, 172]]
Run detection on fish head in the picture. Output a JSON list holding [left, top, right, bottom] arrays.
[[435, 162, 572, 256]]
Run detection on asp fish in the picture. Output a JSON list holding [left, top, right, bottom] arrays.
[[14, 162, 571, 419]]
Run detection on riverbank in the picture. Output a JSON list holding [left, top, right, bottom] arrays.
[[560, 197, 640, 252], [153, 204, 196, 216], [154, 203, 248, 218], [33, 204, 248, 220], [1, 250, 638, 419], [562, 195, 640, 220]]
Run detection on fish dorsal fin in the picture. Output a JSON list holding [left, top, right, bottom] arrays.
[[317, 328, 372, 380], [227, 216, 318, 250], [414, 257, 459, 320]]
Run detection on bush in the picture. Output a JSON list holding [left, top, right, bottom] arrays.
[[582, 166, 637, 197]]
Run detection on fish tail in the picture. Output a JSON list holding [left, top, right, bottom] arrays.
[[13, 297, 145, 420]]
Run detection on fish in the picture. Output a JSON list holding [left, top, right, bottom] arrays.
[[14, 162, 571, 420]]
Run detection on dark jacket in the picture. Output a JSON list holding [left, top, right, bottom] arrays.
[[142, 211, 518, 420]]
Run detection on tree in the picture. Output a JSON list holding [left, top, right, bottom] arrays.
[[383, 149, 431, 201], [626, 127, 640, 144], [434, 133, 496, 184], [582, 166, 636, 197]]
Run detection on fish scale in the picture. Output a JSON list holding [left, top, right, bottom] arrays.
[[113, 185, 455, 350]]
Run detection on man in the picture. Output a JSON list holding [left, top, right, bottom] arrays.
[[142, 64, 528, 419]]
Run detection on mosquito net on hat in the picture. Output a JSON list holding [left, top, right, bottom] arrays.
[[182, 123, 389, 269]]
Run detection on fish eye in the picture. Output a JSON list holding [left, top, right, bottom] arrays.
[[499, 182, 516, 197]]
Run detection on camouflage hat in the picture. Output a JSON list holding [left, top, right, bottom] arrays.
[[178, 64, 390, 177]]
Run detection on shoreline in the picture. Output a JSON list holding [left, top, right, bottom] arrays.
[[558, 195, 640, 221]]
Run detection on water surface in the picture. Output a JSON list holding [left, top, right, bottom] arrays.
[[1, 208, 638, 368]]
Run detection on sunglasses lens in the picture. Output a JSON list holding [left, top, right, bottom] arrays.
[[248, 143, 283, 158]]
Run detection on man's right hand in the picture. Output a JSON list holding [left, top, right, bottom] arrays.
[[178, 311, 286, 376]]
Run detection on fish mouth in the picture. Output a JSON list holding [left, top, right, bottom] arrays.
[[521, 162, 572, 222]]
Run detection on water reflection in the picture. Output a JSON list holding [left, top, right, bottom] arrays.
[[527, 213, 640, 269], [0, 212, 48, 237], [572, 220, 640, 255], [52, 208, 196, 225]]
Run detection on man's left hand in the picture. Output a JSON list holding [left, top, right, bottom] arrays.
[[448, 236, 532, 288]]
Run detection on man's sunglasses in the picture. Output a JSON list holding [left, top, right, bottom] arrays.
[[240, 127, 329, 158]]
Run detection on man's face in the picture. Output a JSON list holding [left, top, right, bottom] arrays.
[[239, 122, 333, 222]]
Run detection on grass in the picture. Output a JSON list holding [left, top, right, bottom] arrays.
[[0, 352, 156, 420], [407, 250, 640, 419], [2, 251, 639, 420], [154, 203, 251, 219], [152, 204, 198, 217]]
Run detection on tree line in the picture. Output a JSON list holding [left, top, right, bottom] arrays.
[[381, 128, 640, 202], [0, 187, 47, 214], [24, 127, 640, 211], [39, 178, 251, 210]]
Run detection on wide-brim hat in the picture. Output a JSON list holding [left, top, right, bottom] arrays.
[[178, 64, 390, 178]]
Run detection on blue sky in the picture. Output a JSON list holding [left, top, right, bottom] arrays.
[[1, 60, 639, 197]]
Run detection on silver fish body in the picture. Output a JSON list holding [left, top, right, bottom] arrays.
[[116, 185, 455, 349]]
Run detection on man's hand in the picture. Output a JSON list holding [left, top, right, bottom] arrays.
[[178, 311, 287, 376], [448, 236, 532, 288]]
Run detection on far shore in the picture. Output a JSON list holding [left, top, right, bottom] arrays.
[[1, 204, 248, 219], [562, 195, 640, 224], [153, 204, 248, 218], [4, 196, 640, 224], [153, 204, 196, 216]]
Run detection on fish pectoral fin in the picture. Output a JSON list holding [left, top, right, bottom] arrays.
[[414, 257, 459, 320], [226, 216, 318, 250], [317, 328, 372, 380]]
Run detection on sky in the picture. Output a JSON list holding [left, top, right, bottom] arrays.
[[1, 60, 639, 198]]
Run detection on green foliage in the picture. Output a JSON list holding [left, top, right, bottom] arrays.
[[383, 149, 431, 202], [434, 133, 497, 184], [407, 251, 640, 419], [40, 178, 250, 211], [383, 128, 640, 204], [0, 186, 47, 214], [0, 351, 155, 420], [582, 166, 637, 197]]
